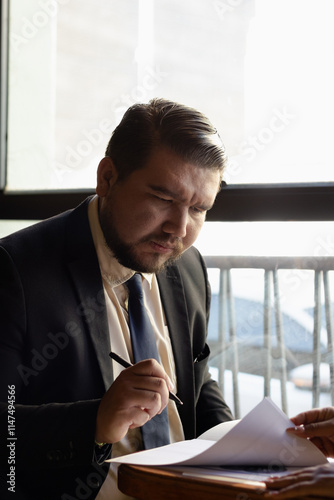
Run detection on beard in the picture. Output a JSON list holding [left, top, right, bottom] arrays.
[[99, 209, 184, 274]]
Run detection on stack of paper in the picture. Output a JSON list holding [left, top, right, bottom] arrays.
[[108, 397, 327, 468]]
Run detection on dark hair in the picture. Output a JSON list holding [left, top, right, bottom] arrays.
[[105, 98, 226, 181]]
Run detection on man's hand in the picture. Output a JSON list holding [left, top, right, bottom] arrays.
[[264, 463, 334, 498], [286, 407, 334, 457], [95, 359, 173, 444]]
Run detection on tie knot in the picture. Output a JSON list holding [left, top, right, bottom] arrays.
[[126, 273, 143, 298]]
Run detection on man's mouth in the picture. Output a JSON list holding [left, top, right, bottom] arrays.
[[150, 241, 176, 253]]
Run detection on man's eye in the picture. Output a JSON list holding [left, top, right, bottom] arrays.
[[155, 195, 172, 203], [191, 206, 206, 214]]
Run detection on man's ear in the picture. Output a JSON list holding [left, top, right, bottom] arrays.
[[96, 157, 118, 197]]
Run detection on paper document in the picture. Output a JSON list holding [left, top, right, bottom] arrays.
[[108, 397, 328, 467], [176, 465, 300, 483]]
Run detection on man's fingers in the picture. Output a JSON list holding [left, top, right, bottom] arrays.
[[264, 482, 313, 499], [119, 368, 170, 411], [266, 469, 315, 488], [265, 471, 316, 499], [288, 421, 334, 438], [96, 358, 172, 444], [131, 359, 174, 393], [127, 407, 151, 429], [131, 386, 165, 416], [290, 407, 334, 427]]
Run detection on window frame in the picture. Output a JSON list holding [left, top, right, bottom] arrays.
[[1, 183, 334, 222], [0, 0, 9, 192]]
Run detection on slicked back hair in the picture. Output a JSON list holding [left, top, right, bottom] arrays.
[[105, 98, 227, 182]]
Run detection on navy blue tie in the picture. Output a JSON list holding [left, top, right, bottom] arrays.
[[126, 273, 170, 449]]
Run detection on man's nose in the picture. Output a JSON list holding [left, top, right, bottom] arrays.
[[162, 207, 188, 238]]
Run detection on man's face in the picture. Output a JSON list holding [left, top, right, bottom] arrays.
[[97, 147, 221, 273]]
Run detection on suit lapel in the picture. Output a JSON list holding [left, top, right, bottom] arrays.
[[65, 199, 114, 391], [157, 265, 196, 439]]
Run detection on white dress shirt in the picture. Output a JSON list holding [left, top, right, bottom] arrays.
[[88, 196, 184, 500]]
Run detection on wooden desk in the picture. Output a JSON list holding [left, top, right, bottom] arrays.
[[118, 464, 325, 500], [118, 464, 266, 499]]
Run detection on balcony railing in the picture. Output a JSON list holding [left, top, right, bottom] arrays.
[[204, 255, 334, 418]]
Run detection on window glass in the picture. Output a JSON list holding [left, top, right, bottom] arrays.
[[0, 220, 37, 238], [196, 221, 334, 416], [6, 0, 334, 190], [5, 0, 334, 417], [1, 216, 332, 416]]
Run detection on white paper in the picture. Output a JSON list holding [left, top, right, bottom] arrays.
[[108, 397, 328, 468], [198, 419, 240, 440], [177, 465, 301, 483]]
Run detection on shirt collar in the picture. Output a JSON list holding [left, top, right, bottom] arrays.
[[88, 195, 153, 289]]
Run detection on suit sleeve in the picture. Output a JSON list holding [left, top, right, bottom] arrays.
[[0, 246, 101, 471], [187, 248, 234, 436]]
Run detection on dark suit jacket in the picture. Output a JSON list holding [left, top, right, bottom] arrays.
[[0, 198, 232, 499]]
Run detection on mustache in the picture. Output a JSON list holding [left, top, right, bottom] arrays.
[[142, 234, 183, 251]]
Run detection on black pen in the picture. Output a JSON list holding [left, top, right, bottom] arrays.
[[109, 351, 183, 406]]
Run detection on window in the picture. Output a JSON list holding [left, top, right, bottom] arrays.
[[1, 0, 334, 417], [4, 0, 334, 190]]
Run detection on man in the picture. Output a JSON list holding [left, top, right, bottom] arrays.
[[0, 98, 233, 499]]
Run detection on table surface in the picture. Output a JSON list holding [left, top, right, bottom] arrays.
[[118, 464, 326, 500], [118, 464, 263, 499]]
